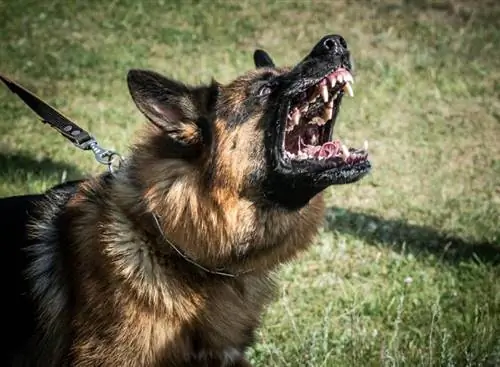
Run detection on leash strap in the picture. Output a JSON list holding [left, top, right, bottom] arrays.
[[0, 73, 123, 172]]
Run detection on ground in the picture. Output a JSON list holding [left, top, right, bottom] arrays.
[[0, 0, 499, 365]]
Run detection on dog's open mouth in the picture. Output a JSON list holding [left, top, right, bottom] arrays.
[[282, 67, 368, 168]]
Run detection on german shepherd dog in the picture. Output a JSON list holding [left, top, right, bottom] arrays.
[[1, 34, 370, 366]]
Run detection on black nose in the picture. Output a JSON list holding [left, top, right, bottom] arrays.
[[322, 35, 347, 53], [309, 34, 348, 57]]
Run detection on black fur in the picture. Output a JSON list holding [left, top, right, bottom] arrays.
[[0, 180, 82, 364]]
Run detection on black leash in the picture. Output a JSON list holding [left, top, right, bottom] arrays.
[[0, 74, 123, 173]]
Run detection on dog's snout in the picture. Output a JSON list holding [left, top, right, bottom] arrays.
[[322, 35, 347, 53], [307, 34, 349, 59], [292, 34, 351, 71]]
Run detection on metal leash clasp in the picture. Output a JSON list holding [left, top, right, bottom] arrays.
[[0, 73, 125, 173], [77, 138, 124, 174]]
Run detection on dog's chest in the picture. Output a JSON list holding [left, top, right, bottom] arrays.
[[93, 210, 275, 364], [133, 302, 256, 366], [148, 276, 273, 365]]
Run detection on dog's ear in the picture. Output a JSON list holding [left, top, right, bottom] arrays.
[[127, 69, 216, 145], [253, 49, 275, 68]]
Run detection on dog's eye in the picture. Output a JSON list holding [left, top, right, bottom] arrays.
[[258, 85, 272, 97]]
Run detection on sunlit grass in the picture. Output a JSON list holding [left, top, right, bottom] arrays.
[[1, 0, 499, 365]]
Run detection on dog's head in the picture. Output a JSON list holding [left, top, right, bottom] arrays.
[[127, 34, 370, 212]]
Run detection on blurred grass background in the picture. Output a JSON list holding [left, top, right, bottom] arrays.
[[0, 0, 499, 365]]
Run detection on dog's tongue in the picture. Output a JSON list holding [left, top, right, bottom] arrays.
[[302, 140, 340, 159], [318, 141, 340, 158]]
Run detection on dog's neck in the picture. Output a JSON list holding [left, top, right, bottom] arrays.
[[150, 212, 254, 278], [108, 162, 326, 280], [107, 170, 247, 279]]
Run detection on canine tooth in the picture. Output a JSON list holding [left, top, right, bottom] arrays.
[[344, 73, 354, 84], [301, 104, 309, 113], [320, 84, 329, 102], [341, 144, 350, 158], [364, 140, 368, 150], [343, 82, 354, 97], [329, 76, 337, 89], [292, 110, 301, 125], [323, 102, 333, 121]]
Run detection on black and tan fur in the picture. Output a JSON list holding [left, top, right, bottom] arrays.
[[1, 35, 370, 366]]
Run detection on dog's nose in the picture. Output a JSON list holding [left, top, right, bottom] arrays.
[[309, 34, 348, 57], [321, 35, 347, 54], [291, 34, 352, 75]]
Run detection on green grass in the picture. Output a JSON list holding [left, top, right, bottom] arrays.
[[1, 0, 499, 365]]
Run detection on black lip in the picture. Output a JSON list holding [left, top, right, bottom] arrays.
[[280, 64, 353, 99]]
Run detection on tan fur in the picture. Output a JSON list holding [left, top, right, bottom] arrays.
[[29, 68, 326, 366]]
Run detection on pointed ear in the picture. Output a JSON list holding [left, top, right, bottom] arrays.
[[127, 69, 196, 128], [127, 69, 217, 145], [253, 49, 275, 68]]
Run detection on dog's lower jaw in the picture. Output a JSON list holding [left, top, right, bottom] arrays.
[[262, 175, 328, 211]]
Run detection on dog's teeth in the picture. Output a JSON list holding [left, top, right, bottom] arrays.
[[320, 84, 329, 102], [297, 150, 307, 159], [323, 108, 332, 122], [329, 77, 337, 89], [310, 116, 325, 126], [344, 72, 354, 84], [337, 74, 344, 83], [363, 140, 368, 151], [323, 101, 333, 121], [343, 82, 354, 97], [292, 110, 301, 125], [300, 104, 309, 113], [341, 144, 350, 158]]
